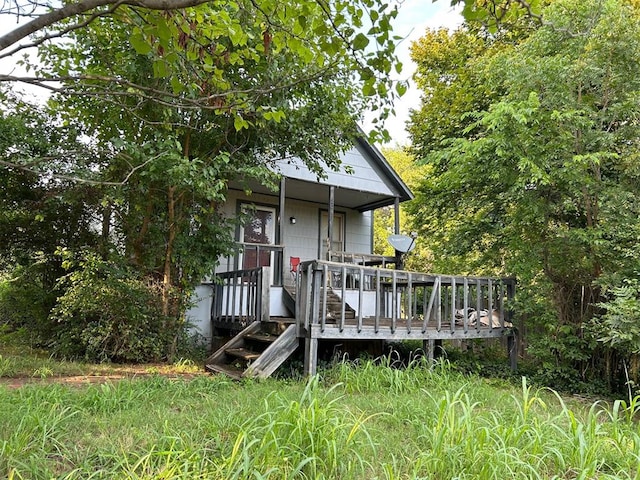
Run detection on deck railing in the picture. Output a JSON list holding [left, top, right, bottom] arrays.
[[209, 266, 270, 330], [297, 260, 515, 338], [329, 251, 397, 269], [217, 243, 284, 285]]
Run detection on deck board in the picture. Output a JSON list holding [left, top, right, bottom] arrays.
[[307, 318, 513, 341]]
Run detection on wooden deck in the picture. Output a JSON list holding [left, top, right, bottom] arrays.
[[207, 260, 517, 378], [296, 260, 516, 375], [307, 318, 512, 339]]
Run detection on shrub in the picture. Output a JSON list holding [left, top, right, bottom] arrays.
[[49, 250, 179, 363], [0, 264, 58, 344]]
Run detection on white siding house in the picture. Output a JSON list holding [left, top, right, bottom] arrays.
[[187, 135, 413, 342]]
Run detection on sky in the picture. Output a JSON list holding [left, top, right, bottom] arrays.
[[0, 1, 462, 144], [370, 0, 463, 146]]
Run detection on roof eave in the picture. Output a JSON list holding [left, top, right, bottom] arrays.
[[354, 133, 414, 203]]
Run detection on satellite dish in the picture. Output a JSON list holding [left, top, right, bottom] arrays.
[[388, 234, 416, 253]]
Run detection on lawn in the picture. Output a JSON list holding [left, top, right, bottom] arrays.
[[1, 353, 640, 479]]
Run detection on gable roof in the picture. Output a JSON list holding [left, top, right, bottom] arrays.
[[272, 133, 414, 212]]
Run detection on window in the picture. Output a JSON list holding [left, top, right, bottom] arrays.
[[240, 204, 276, 270]]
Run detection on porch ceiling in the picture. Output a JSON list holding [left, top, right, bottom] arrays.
[[230, 177, 398, 212]]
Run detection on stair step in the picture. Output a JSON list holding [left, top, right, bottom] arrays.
[[245, 333, 278, 343], [205, 363, 243, 380], [226, 348, 261, 361]]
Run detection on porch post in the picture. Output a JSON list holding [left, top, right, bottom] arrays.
[[279, 177, 286, 284], [394, 197, 403, 270], [394, 197, 400, 234], [424, 339, 435, 363], [304, 337, 318, 376], [327, 186, 335, 260], [279, 177, 285, 244], [260, 266, 270, 322]]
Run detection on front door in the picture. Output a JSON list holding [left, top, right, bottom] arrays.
[[320, 211, 345, 260], [240, 204, 277, 271]]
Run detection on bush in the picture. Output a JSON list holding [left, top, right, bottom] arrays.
[[49, 250, 180, 363], [593, 279, 640, 355], [0, 264, 58, 344]]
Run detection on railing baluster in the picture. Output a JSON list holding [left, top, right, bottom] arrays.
[[239, 271, 246, 324], [357, 266, 364, 333], [488, 279, 494, 330], [476, 278, 482, 330], [450, 277, 456, 334], [303, 263, 313, 332], [391, 270, 397, 334], [321, 263, 328, 332], [230, 273, 237, 323], [407, 274, 413, 334], [339, 265, 346, 332], [312, 266, 323, 331], [375, 269, 381, 333], [421, 283, 429, 333], [463, 277, 469, 333], [499, 281, 505, 327], [436, 276, 442, 332]]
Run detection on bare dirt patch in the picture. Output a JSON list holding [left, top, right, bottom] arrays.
[[0, 364, 210, 389]]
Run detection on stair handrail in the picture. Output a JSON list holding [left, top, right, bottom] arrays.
[[209, 266, 270, 327]]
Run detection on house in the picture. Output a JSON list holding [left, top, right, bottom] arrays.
[[186, 133, 517, 379]]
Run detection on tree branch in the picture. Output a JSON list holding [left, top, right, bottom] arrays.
[[0, 63, 337, 112], [0, 0, 211, 52], [0, 2, 121, 60], [0, 152, 162, 186]]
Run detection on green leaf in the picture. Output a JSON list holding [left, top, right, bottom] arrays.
[[353, 32, 370, 51], [152, 59, 168, 78], [154, 17, 172, 42], [362, 79, 375, 97], [234, 115, 248, 131], [130, 31, 151, 55], [170, 76, 183, 94]]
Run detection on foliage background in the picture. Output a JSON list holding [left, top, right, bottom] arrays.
[[405, 0, 640, 394]]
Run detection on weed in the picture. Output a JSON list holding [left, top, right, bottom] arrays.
[[32, 366, 54, 379], [2, 365, 640, 479], [0, 354, 13, 376], [171, 358, 200, 374]]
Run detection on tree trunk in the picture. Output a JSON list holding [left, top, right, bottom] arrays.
[[162, 184, 176, 317], [131, 201, 154, 266], [162, 131, 191, 358], [100, 201, 111, 258]]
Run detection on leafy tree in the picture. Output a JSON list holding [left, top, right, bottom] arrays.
[[374, 147, 430, 271], [408, 0, 640, 391], [0, 95, 103, 340], [1, 0, 408, 360], [453, 0, 544, 30], [2, 0, 404, 142]]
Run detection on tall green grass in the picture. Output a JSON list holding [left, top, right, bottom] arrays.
[[2, 360, 640, 479]]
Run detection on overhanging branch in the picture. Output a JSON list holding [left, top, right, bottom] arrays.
[[0, 0, 211, 53]]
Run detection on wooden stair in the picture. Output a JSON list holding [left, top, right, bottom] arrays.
[[323, 289, 356, 320], [282, 285, 356, 320], [205, 320, 298, 380]]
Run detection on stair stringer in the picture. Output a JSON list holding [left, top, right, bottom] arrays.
[[243, 324, 299, 379], [204, 321, 261, 367]]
